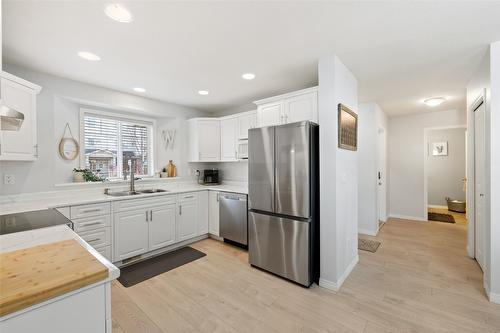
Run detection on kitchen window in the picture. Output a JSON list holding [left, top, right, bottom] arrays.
[[80, 110, 154, 180]]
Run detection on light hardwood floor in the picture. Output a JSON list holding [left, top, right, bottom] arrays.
[[112, 218, 500, 333]]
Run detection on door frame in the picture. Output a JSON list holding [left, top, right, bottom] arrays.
[[467, 91, 487, 259], [377, 126, 388, 223], [423, 124, 467, 220]]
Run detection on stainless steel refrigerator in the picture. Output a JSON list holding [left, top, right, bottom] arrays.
[[248, 121, 319, 287]]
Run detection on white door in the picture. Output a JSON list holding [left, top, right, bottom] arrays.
[[198, 120, 220, 161], [114, 209, 149, 261], [177, 200, 198, 241], [220, 117, 237, 161], [208, 191, 220, 236], [474, 102, 486, 271], [257, 102, 283, 127], [377, 128, 387, 222], [284, 92, 318, 124], [0, 78, 37, 160], [238, 111, 257, 139], [149, 203, 177, 251]]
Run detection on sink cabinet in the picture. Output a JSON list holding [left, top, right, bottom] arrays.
[[114, 208, 150, 261]]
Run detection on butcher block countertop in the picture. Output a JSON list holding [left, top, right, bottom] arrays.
[[0, 239, 109, 317]]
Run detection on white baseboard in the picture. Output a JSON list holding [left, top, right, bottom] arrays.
[[319, 255, 359, 291], [484, 280, 500, 304], [358, 228, 378, 236], [389, 214, 428, 222], [428, 205, 448, 209], [489, 292, 500, 304]]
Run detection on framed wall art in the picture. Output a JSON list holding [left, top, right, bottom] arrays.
[[431, 141, 448, 156], [338, 103, 358, 151]]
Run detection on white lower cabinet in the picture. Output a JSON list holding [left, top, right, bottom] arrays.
[[114, 209, 149, 261], [149, 203, 177, 251], [177, 196, 198, 242], [208, 191, 220, 236], [197, 190, 209, 235]]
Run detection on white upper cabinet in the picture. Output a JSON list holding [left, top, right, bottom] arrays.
[[187, 118, 220, 162], [284, 91, 318, 123], [0, 72, 42, 161], [220, 116, 238, 161], [257, 101, 283, 127], [254, 87, 318, 128], [237, 110, 257, 140]]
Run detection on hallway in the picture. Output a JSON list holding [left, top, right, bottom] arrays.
[[112, 218, 499, 333]]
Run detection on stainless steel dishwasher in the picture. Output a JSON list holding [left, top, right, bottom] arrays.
[[219, 192, 248, 246]]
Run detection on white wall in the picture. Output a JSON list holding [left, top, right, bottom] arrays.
[[388, 109, 466, 221], [318, 55, 358, 290], [466, 41, 500, 304], [0, 64, 207, 195], [426, 127, 466, 206], [489, 41, 500, 304], [357, 103, 387, 236]]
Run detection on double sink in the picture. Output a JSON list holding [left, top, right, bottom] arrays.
[[105, 188, 169, 197]]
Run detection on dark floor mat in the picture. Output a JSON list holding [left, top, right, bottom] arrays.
[[428, 212, 455, 223], [117, 247, 206, 287]]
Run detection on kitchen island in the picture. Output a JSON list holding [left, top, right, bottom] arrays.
[[0, 224, 120, 333]]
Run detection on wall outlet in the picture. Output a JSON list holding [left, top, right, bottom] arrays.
[[4, 174, 15, 185]]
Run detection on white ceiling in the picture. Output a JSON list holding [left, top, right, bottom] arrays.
[[3, 1, 500, 116]]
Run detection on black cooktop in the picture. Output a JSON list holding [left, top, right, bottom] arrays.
[[0, 209, 74, 235]]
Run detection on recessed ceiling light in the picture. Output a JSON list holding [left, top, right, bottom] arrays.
[[424, 97, 446, 107], [242, 73, 256, 80], [78, 51, 101, 61], [133, 87, 146, 93], [198, 90, 209, 95], [104, 3, 133, 23]]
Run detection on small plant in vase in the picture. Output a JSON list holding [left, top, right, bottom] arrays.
[[73, 168, 104, 182]]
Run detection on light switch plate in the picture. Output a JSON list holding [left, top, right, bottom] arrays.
[[4, 174, 15, 185]]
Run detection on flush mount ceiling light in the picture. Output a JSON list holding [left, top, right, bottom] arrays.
[[198, 90, 209, 95], [242, 73, 256, 80], [133, 87, 146, 93], [78, 51, 101, 61], [104, 3, 133, 23], [424, 97, 446, 107]]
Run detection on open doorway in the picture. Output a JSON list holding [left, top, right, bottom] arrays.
[[424, 126, 467, 225]]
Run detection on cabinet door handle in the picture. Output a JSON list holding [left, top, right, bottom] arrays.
[[217, 193, 219, 202], [34, 144, 39, 157], [150, 210, 153, 221], [146, 211, 149, 222], [81, 208, 101, 213], [86, 238, 100, 243], [183, 195, 195, 199], [179, 205, 182, 215], [81, 221, 102, 227]]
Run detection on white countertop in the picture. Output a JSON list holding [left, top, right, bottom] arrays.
[[0, 181, 248, 216]]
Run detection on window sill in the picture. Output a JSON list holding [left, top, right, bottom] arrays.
[[54, 177, 181, 188]]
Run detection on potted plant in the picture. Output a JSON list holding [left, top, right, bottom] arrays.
[[73, 168, 104, 182]]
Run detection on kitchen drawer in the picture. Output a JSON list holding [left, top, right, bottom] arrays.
[[94, 245, 112, 262], [78, 227, 111, 249], [70, 202, 110, 219], [178, 192, 198, 202], [113, 195, 176, 212], [73, 215, 111, 233]]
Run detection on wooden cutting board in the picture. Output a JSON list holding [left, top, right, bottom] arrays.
[[0, 239, 109, 317]]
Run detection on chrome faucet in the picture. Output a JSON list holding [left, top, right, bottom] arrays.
[[129, 159, 136, 193]]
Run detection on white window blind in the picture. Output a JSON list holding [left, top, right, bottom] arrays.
[[83, 113, 153, 179]]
